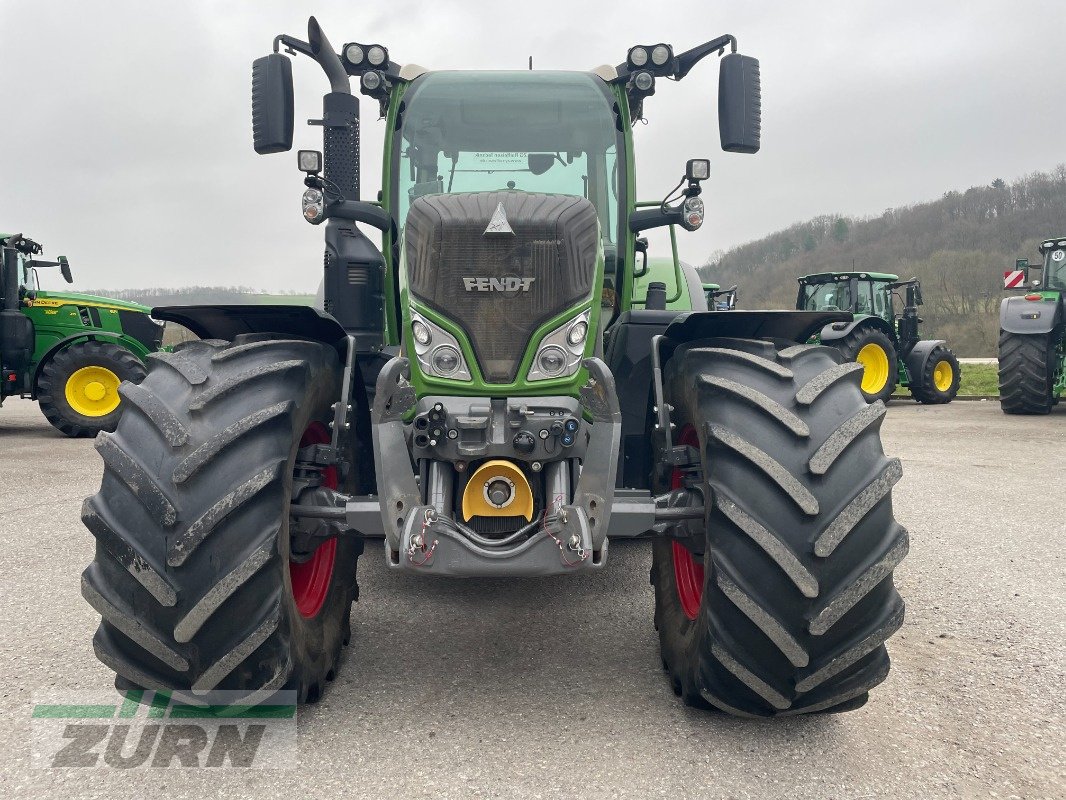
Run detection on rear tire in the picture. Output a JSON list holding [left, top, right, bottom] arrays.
[[998, 330, 1059, 414], [81, 336, 361, 703], [828, 326, 897, 404], [652, 339, 907, 716], [38, 340, 145, 437], [909, 345, 960, 404]]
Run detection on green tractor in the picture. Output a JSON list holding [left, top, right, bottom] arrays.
[[81, 18, 907, 716], [798, 271, 960, 404], [1, 234, 162, 436], [703, 282, 738, 310], [998, 239, 1066, 413]]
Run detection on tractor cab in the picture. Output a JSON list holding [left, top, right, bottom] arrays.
[[1036, 237, 1066, 292], [797, 271, 896, 323]]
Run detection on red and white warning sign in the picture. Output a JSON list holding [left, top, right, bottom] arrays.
[[1004, 270, 1026, 289]]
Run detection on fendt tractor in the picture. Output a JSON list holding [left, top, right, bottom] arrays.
[[998, 239, 1066, 414], [1, 234, 161, 436], [81, 18, 908, 717], [798, 271, 960, 404]]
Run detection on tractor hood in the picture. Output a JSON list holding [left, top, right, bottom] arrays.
[[27, 291, 152, 315]]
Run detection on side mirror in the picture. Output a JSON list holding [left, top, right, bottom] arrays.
[[252, 53, 295, 154], [718, 53, 761, 154], [527, 153, 556, 176], [58, 256, 72, 284]]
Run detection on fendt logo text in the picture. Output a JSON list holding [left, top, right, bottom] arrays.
[[462, 276, 535, 292]]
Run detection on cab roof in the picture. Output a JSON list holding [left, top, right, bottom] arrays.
[[799, 271, 899, 284]]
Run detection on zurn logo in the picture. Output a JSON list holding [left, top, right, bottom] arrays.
[[31, 690, 296, 769], [462, 276, 535, 292]]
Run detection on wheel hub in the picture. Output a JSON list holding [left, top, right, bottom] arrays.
[[856, 343, 890, 394], [290, 422, 338, 619], [933, 359, 953, 392], [65, 366, 121, 417], [670, 425, 704, 621]]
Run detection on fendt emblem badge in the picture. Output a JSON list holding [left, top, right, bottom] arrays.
[[462, 276, 535, 293], [483, 202, 515, 236]]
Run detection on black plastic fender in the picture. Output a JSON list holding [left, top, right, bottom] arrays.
[[817, 315, 895, 344], [664, 309, 851, 345], [29, 330, 126, 398], [999, 295, 1063, 335], [152, 304, 348, 350], [904, 339, 948, 384], [604, 309, 849, 490]]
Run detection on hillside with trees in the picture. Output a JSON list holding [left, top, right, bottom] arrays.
[[83, 286, 315, 307], [701, 166, 1066, 356]]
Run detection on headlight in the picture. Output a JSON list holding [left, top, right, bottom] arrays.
[[651, 44, 672, 66], [682, 196, 705, 231], [431, 345, 462, 376], [345, 44, 364, 65], [302, 188, 324, 223], [537, 346, 568, 377], [527, 309, 592, 382], [412, 319, 432, 346], [367, 45, 387, 66], [629, 46, 649, 67], [566, 319, 588, 347], [409, 308, 471, 381]]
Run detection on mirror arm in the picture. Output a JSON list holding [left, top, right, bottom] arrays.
[[673, 34, 736, 80], [324, 199, 393, 233], [629, 206, 683, 234], [274, 34, 313, 59]]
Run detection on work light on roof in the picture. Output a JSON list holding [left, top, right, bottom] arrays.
[[651, 44, 672, 66], [367, 45, 387, 66], [344, 44, 364, 65], [628, 46, 649, 67]]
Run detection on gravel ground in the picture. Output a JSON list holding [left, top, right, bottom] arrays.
[[0, 397, 1063, 799]]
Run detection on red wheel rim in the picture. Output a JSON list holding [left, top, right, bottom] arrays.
[[671, 425, 704, 621], [289, 422, 338, 619]]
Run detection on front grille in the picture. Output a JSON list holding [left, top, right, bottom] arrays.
[[405, 191, 599, 383]]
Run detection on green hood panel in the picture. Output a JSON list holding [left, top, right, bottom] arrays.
[[29, 291, 152, 314]]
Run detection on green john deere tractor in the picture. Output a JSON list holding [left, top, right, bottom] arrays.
[[82, 17, 907, 716], [703, 282, 738, 310], [998, 239, 1066, 414], [1, 234, 162, 436], [798, 271, 960, 404]]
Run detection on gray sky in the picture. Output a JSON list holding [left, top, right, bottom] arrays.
[[2, 0, 1064, 292]]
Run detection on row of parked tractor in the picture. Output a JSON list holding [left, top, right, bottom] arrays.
[[2, 231, 1063, 443], [691, 248, 1064, 413]]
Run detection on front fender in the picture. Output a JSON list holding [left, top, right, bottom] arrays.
[[152, 304, 348, 349], [999, 295, 1063, 335], [30, 330, 128, 396], [817, 316, 894, 344], [903, 339, 947, 383], [664, 310, 851, 345]]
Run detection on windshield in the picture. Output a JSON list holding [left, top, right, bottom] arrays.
[[802, 280, 852, 312], [1045, 248, 1066, 291], [394, 71, 623, 244]]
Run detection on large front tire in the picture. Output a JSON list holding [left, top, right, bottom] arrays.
[[652, 339, 907, 716], [81, 337, 361, 702]]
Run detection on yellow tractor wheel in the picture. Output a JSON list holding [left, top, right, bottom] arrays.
[[911, 344, 960, 405], [832, 327, 899, 404], [37, 340, 146, 437]]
